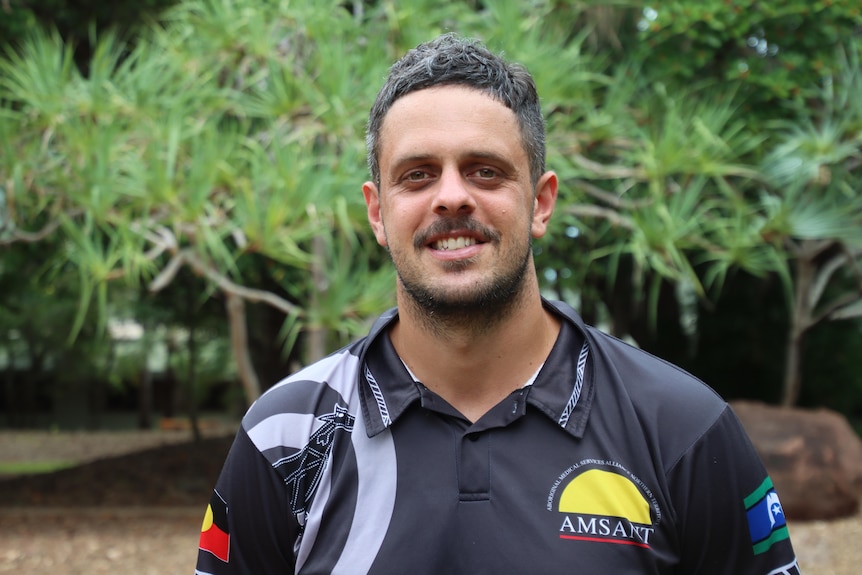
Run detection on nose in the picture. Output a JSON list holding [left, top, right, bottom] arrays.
[[432, 168, 476, 216]]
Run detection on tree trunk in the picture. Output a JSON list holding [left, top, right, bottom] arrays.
[[165, 337, 178, 417], [225, 292, 261, 404], [781, 253, 815, 407], [781, 326, 805, 407], [3, 332, 19, 427], [186, 320, 201, 443], [137, 366, 153, 430], [186, 306, 201, 444]]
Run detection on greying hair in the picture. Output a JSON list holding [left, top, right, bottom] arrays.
[[365, 33, 546, 187]]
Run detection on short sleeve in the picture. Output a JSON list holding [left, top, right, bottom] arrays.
[[195, 427, 298, 575], [667, 406, 801, 574]]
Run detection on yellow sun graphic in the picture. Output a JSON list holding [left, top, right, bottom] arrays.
[[559, 469, 651, 524]]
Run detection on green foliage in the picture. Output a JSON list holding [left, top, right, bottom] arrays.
[[0, 237, 132, 428], [1, 0, 861, 408], [0, 0, 177, 58], [634, 0, 862, 113], [758, 41, 862, 261]]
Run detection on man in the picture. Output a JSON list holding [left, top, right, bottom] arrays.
[[196, 34, 801, 574]]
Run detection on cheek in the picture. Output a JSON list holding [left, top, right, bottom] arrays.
[[377, 205, 412, 248], [383, 201, 423, 232]]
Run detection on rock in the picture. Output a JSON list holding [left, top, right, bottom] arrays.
[[731, 400, 862, 520]]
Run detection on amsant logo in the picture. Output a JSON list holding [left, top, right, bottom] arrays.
[[547, 459, 661, 549]]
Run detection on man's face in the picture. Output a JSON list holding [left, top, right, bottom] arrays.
[[363, 85, 557, 314]]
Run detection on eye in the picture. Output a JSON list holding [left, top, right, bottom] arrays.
[[467, 166, 504, 185], [406, 170, 428, 181]]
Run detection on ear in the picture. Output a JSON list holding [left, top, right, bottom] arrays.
[[363, 181, 388, 247], [531, 171, 558, 239]]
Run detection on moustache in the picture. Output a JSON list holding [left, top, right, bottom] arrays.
[[413, 217, 501, 250]]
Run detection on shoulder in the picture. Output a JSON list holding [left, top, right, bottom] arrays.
[[240, 339, 367, 454], [587, 326, 723, 404], [584, 326, 729, 456], [545, 299, 727, 439]]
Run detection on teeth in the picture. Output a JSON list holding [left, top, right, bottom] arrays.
[[433, 237, 477, 251]]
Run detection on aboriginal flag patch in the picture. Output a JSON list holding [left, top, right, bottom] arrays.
[[744, 477, 789, 555], [200, 490, 230, 562]]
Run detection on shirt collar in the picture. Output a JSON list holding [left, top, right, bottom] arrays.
[[357, 299, 594, 439]]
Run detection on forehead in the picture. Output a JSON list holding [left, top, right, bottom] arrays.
[[378, 86, 526, 172]]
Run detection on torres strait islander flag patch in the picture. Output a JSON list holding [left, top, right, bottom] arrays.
[[199, 490, 230, 562], [744, 477, 789, 555]]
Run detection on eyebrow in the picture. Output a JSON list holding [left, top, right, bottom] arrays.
[[387, 150, 519, 179]]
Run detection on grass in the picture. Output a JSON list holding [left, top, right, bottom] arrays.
[[0, 459, 77, 476]]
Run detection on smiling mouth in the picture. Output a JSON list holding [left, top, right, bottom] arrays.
[[433, 236, 478, 251], [416, 217, 499, 251]]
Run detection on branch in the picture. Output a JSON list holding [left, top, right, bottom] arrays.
[[569, 153, 647, 180], [845, 245, 862, 285], [811, 290, 862, 326], [0, 219, 63, 245], [829, 298, 862, 321], [148, 250, 186, 291], [148, 248, 303, 317], [570, 179, 651, 210], [0, 207, 87, 246], [808, 244, 862, 324], [225, 292, 261, 402], [808, 250, 849, 310], [805, 242, 862, 312], [563, 204, 637, 230], [788, 238, 836, 260]]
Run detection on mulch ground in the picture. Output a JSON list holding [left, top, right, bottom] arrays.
[[0, 507, 204, 575], [0, 435, 234, 508], [0, 431, 236, 574]]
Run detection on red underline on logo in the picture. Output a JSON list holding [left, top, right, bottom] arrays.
[[559, 534, 650, 549]]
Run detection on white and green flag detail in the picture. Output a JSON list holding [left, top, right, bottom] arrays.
[[744, 477, 789, 555]]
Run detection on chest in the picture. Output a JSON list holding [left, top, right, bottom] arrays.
[[303, 408, 679, 575]]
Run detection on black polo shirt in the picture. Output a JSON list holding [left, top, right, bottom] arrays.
[[196, 300, 801, 575]]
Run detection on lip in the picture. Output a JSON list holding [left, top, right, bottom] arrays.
[[414, 218, 499, 261], [430, 240, 484, 261], [425, 230, 486, 256]]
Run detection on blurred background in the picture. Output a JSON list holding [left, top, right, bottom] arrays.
[[1, 0, 861, 435]]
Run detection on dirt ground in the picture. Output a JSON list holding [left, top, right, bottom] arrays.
[[0, 429, 858, 574], [0, 428, 234, 575], [0, 507, 202, 575]]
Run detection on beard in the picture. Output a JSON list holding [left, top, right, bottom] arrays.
[[388, 216, 535, 336]]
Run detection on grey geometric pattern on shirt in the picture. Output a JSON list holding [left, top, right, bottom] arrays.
[[272, 403, 355, 524], [365, 364, 392, 427], [558, 341, 589, 428], [767, 559, 801, 575]]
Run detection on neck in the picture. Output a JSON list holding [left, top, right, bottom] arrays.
[[390, 280, 560, 422]]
